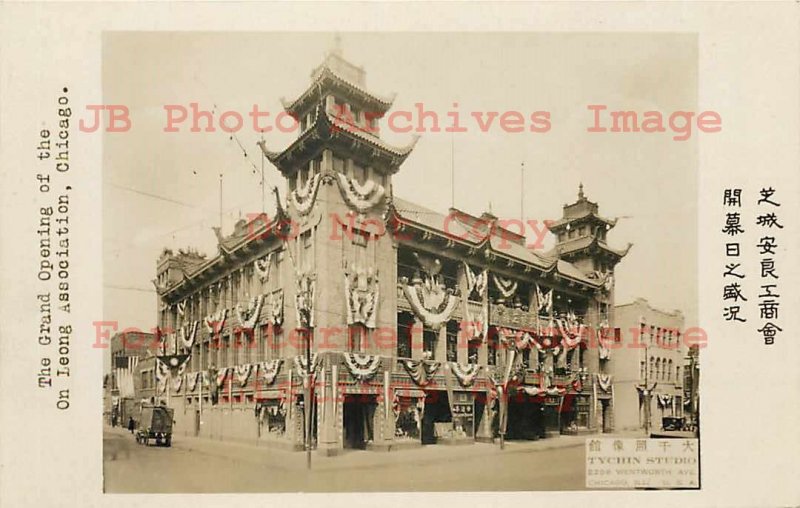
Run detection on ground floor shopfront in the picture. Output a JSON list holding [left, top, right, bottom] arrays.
[[166, 352, 613, 453]]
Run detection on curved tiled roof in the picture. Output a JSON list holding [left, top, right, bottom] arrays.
[[281, 66, 396, 116], [258, 103, 418, 172], [391, 197, 600, 287]]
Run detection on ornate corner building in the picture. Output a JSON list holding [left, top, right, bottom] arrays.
[[153, 46, 630, 453]]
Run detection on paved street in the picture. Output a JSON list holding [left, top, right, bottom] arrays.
[[104, 426, 590, 492]]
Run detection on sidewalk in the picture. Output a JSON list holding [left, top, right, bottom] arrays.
[[107, 424, 612, 472]]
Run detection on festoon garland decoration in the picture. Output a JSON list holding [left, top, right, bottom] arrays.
[[344, 266, 379, 329], [492, 274, 518, 299], [235, 364, 253, 387], [187, 372, 201, 392], [254, 253, 273, 282], [342, 352, 382, 382], [450, 362, 481, 387], [236, 294, 264, 330], [258, 359, 283, 385], [597, 373, 613, 393], [177, 300, 187, 316], [293, 353, 321, 379], [172, 361, 187, 392], [400, 359, 440, 387], [179, 320, 199, 349], [216, 367, 230, 387], [335, 172, 386, 212], [288, 172, 322, 215], [205, 308, 228, 335]]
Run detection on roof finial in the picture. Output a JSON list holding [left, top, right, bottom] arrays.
[[578, 182, 585, 200], [332, 33, 343, 56]]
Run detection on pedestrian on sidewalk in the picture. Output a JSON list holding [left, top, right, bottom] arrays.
[[127, 416, 135, 434]]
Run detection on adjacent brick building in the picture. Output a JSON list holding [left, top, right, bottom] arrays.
[[611, 298, 687, 431]]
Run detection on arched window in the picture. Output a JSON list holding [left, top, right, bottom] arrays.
[[668, 359, 673, 381], [649, 356, 655, 379]]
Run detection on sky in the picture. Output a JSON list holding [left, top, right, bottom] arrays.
[[103, 31, 698, 337]]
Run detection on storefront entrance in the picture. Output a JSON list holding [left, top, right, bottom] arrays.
[[506, 392, 544, 440], [421, 391, 451, 445], [343, 395, 376, 449]]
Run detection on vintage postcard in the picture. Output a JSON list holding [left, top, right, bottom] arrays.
[[0, 2, 798, 507]]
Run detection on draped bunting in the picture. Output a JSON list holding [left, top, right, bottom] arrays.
[[179, 321, 199, 349], [289, 172, 322, 215], [464, 263, 487, 298], [205, 308, 228, 335], [216, 367, 230, 387], [235, 294, 264, 330], [597, 373, 613, 393], [597, 320, 612, 360], [262, 291, 284, 327], [400, 359, 440, 387], [177, 301, 186, 316], [603, 272, 614, 292], [293, 353, 321, 379], [402, 284, 459, 329], [235, 364, 253, 386], [536, 284, 553, 313], [295, 274, 315, 329], [463, 302, 489, 341], [657, 394, 673, 409], [556, 313, 585, 349], [254, 253, 272, 282], [463, 265, 488, 340], [155, 360, 170, 395], [492, 274, 518, 299], [344, 268, 379, 329], [186, 372, 200, 392], [335, 172, 386, 212], [258, 359, 283, 385], [342, 352, 382, 382], [450, 362, 481, 387], [172, 368, 185, 393]]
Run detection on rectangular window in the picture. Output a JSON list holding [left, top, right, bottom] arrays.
[[487, 328, 497, 366], [446, 321, 459, 363], [397, 313, 413, 359], [301, 230, 313, 272], [271, 326, 282, 359], [467, 342, 478, 365], [259, 325, 268, 361], [348, 324, 366, 352], [423, 329, 437, 360]]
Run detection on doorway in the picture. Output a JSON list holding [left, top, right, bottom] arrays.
[[343, 395, 376, 449], [600, 399, 611, 433], [421, 390, 451, 445]]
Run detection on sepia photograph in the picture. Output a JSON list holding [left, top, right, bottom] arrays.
[[101, 32, 700, 492]]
